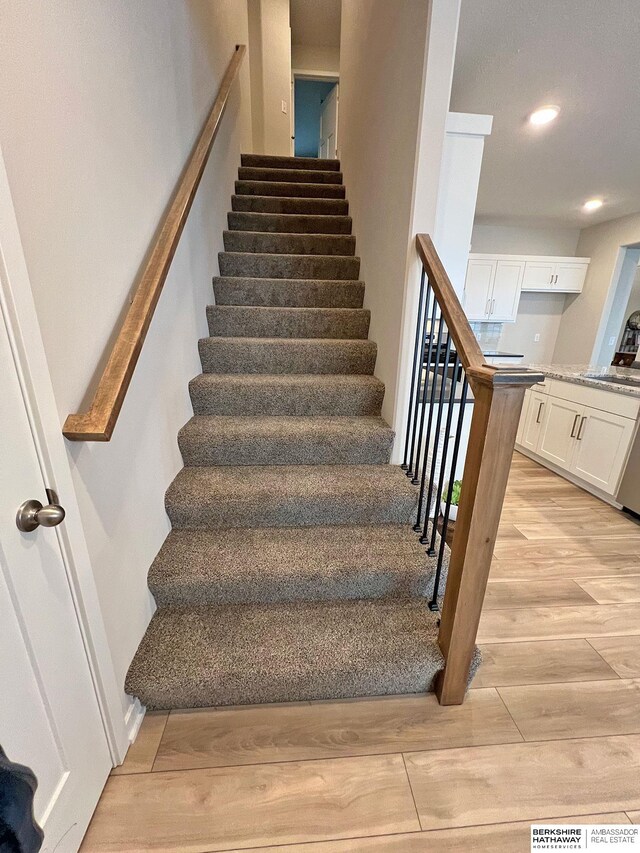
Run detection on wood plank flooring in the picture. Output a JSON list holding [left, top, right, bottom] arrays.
[[81, 452, 640, 851]]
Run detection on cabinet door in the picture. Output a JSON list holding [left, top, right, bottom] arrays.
[[521, 390, 548, 452], [521, 261, 555, 291], [537, 398, 583, 471], [554, 262, 588, 293], [463, 259, 495, 320], [570, 407, 636, 494], [489, 260, 525, 322]]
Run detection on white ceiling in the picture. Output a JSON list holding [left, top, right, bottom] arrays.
[[450, 0, 640, 227], [290, 0, 341, 48]]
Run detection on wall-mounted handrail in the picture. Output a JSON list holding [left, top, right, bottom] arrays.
[[63, 45, 246, 441], [407, 234, 543, 704]]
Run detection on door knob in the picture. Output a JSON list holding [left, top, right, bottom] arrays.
[[16, 490, 66, 532]]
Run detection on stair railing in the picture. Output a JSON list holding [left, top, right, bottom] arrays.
[[405, 235, 543, 704], [62, 45, 246, 441]]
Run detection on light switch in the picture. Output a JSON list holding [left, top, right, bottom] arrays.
[[281, 99, 288, 114], [609, 336, 616, 346], [534, 333, 540, 342]]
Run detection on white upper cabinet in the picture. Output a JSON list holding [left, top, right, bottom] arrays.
[[463, 258, 525, 322], [521, 261, 556, 291], [467, 254, 590, 305], [464, 259, 495, 320], [490, 260, 526, 321]]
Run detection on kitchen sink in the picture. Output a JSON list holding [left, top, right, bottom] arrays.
[[584, 374, 640, 388]]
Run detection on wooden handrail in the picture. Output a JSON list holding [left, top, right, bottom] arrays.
[[416, 234, 485, 373], [414, 234, 544, 704], [63, 45, 247, 441]]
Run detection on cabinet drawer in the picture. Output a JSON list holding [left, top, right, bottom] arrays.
[[547, 378, 639, 420]]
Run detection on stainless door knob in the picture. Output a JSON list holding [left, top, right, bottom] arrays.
[[16, 497, 66, 532]]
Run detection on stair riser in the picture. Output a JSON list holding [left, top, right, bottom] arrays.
[[227, 212, 352, 234], [151, 567, 437, 608], [238, 167, 343, 184], [198, 339, 377, 375], [206, 306, 370, 339], [188, 377, 385, 416], [231, 195, 348, 215], [241, 153, 341, 171], [212, 277, 365, 308], [166, 491, 417, 530], [178, 432, 393, 467], [219, 253, 360, 280], [235, 181, 346, 199], [222, 231, 356, 256]]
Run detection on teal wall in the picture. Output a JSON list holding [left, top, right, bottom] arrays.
[[294, 79, 336, 157]]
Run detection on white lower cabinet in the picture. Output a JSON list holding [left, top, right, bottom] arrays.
[[521, 390, 548, 452], [570, 408, 636, 493], [516, 378, 638, 496], [537, 398, 583, 469]]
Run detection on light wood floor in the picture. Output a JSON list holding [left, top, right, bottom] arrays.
[[81, 453, 640, 852]]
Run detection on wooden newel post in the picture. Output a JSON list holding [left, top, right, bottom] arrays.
[[435, 366, 542, 705]]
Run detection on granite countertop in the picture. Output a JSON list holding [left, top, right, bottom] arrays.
[[482, 350, 524, 358], [526, 364, 640, 398]]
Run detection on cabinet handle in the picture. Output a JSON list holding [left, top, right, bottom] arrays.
[[536, 402, 544, 423], [549, 273, 553, 284], [570, 414, 580, 437], [491, 298, 495, 315], [577, 415, 587, 440], [485, 298, 491, 316]]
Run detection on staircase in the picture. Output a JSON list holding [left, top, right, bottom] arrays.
[[125, 154, 451, 710]]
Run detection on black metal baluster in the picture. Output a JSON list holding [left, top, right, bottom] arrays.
[[401, 269, 427, 471], [410, 288, 438, 486], [419, 332, 452, 544], [429, 373, 469, 610], [427, 354, 460, 556], [406, 276, 431, 480], [413, 311, 445, 531]]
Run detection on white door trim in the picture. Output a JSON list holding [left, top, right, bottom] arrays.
[[0, 145, 132, 764]]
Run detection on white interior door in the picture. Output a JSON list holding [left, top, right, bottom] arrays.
[[319, 84, 339, 159], [0, 301, 111, 850]]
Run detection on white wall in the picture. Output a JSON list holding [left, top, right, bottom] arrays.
[[554, 212, 640, 364], [0, 0, 252, 708], [339, 0, 459, 451], [471, 221, 581, 256], [248, 0, 292, 154], [292, 44, 340, 75]]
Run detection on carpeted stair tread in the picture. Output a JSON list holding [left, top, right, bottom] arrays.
[[188, 374, 385, 416], [219, 252, 360, 280], [238, 167, 343, 184], [235, 180, 346, 199], [198, 337, 377, 374], [206, 306, 370, 339], [165, 464, 418, 529], [227, 211, 352, 234], [178, 415, 394, 466], [231, 195, 349, 215], [124, 598, 443, 709], [241, 153, 341, 171], [212, 277, 365, 307], [149, 525, 443, 607], [222, 230, 356, 256]]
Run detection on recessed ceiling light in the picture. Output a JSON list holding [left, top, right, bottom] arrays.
[[583, 198, 604, 212], [529, 105, 560, 126]]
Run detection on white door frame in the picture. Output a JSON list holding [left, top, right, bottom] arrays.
[[0, 147, 132, 765]]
